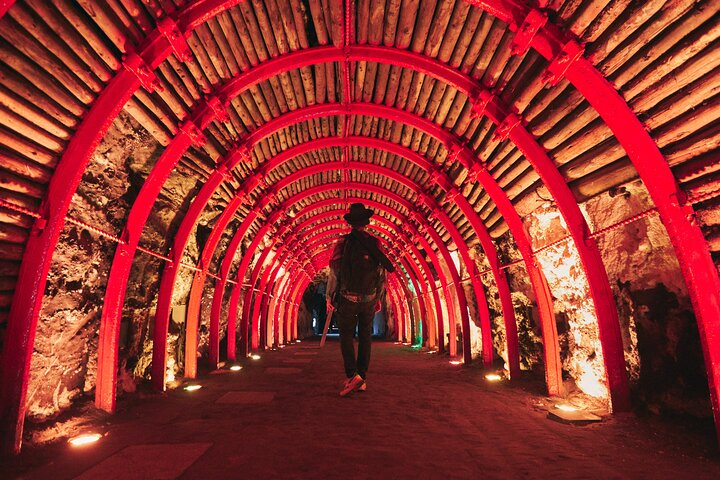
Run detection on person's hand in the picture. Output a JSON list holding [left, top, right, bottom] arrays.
[[374, 301, 382, 313], [326, 297, 335, 313]]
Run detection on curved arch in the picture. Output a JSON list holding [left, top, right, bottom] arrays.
[[464, 9, 720, 427], [256, 211, 433, 347], [265, 200, 442, 350], [254, 221, 424, 348], [0, 1, 245, 452], [2, 0, 715, 455], [217, 181, 465, 366]]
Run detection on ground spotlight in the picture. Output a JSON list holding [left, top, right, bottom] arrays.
[[69, 433, 102, 447]]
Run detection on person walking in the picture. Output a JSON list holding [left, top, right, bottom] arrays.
[[326, 203, 395, 396]]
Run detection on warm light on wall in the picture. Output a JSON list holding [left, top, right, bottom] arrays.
[[251, 354, 261, 360], [184, 384, 202, 391], [576, 368, 608, 399], [229, 365, 242, 371], [68, 433, 102, 446]]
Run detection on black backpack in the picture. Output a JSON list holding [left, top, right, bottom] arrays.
[[338, 231, 391, 295]]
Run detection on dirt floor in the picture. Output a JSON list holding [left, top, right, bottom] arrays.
[[5, 338, 720, 479]]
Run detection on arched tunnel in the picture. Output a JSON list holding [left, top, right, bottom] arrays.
[[1, 0, 720, 476]]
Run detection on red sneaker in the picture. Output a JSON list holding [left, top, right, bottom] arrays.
[[340, 374, 364, 396]]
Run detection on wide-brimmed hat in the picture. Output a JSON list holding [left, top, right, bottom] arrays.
[[343, 203, 374, 226]]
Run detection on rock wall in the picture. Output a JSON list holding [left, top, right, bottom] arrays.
[[476, 240, 544, 372], [27, 112, 159, 421], [585, 181, 709, 417], [492, 180, 710, 417], [27, 111, 204, 421]]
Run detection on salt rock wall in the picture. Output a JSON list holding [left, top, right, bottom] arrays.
[[585, 181, 710, 417], [126, 162, 201, 385], [27, 110, 208, 421], [503, 180, 709, 417], [470, 243, 543, 371], [495, 233, 544, 372], [462, 247, 483, 359], [27, 113, 159, 421], [524, 202, 609, 400]]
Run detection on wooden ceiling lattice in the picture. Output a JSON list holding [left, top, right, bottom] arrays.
[[0, 0, 719, 455]]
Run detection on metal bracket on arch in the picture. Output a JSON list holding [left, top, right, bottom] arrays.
[[122, 52, 162, 92], [206, 95, 230, 122], [543, 39, 585, 86], [470, 90, 495, 119], [511, 9, 548, 57], [179, 120, 207, 147], [156, 16, 192, 62], [493, 112, 522, 142]]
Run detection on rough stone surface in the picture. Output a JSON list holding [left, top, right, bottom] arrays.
[[492, 180, 711, 418], [28, 110, 205, 421], [523, 202, 609, 401], [586, 181, 709, 417], [28, 112, 159, 421], [496, 232, 544, 372]]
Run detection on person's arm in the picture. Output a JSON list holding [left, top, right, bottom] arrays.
[[374, 268, 386, 312], [326, 269, 337, 312], [326, 238, 344, 310], [371, 235, 396, 273]]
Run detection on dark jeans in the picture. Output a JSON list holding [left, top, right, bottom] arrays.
[[336, 297, 375, 379]]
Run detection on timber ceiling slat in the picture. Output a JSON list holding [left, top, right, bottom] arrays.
[[0, 0, 718, 326]]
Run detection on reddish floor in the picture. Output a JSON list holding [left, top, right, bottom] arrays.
[[6, 339, 720, 479]]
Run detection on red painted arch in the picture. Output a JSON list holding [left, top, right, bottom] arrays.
[[3, 0, 718, 454], [210, 181, 464, 366], [251, 220, 424, 349], [224, 185, 462, 359]]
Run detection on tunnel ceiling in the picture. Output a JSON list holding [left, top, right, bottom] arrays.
[[0, 0, 718, 326], [0, 0, 719, 455]]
